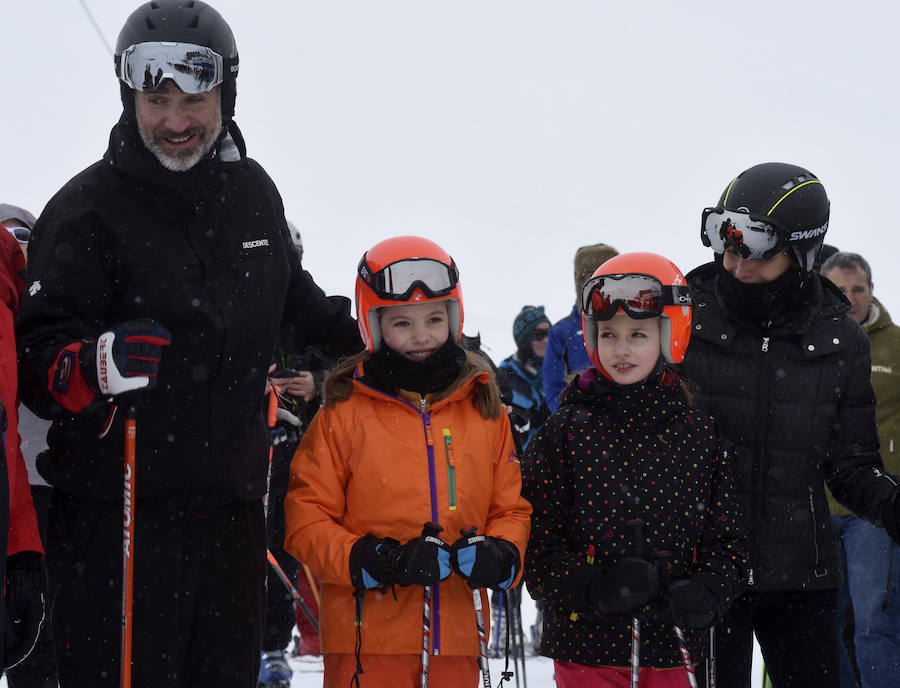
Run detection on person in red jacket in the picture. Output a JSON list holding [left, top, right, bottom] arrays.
[[0, 224, 44, 670], [285, 236, 532, 688]]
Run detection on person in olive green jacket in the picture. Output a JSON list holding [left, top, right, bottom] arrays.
[[824, 251, 900, 688]]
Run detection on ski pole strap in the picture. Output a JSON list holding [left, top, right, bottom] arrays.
[[498, 590, 514, 687], [351, 591, 365, 688]]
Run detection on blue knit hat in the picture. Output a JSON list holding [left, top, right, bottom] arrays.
[[513, 305, 551, 350]]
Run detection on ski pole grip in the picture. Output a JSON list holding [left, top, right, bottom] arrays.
[[654, 549, 673, 588], [422, 521, 443, 538]]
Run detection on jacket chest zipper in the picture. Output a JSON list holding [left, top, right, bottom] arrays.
[[442, 428, 457, 511], [421, 409, 442, 653], [748, 334, 772, 586]]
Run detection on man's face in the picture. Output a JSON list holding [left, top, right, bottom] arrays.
[[825, 265, 873, 325], [135, 82, 222, 172]]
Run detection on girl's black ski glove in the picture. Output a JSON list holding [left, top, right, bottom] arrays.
[[450, 532, 520, 590]]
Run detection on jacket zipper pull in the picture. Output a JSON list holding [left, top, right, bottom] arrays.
[[761, 336, 770, 352], [442, 428, 457, 511], [748, 568, 755, 586], [420, 395, 427, 413]]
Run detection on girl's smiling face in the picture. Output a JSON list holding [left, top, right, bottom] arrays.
[[595, 313, 661, 384], [379, 301, 450, 360]]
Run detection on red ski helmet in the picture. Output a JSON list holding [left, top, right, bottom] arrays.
[[581, 252, 692, 366], [355, 236, 463, 353]]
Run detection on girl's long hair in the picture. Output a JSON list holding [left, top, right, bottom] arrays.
[[323, 347, 502, 420]]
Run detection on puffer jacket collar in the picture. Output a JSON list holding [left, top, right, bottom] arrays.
[[865, 297, 893, 335], [688, 261, 852, 358]]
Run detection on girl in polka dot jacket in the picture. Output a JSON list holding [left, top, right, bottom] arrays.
[[522, 252, 748, 688]]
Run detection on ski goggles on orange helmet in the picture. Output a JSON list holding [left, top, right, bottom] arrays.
[[357, 256, 460, 302], [119, 42, 225, 93], [701, 207, 785, 261], [582, 273, 692, 320]]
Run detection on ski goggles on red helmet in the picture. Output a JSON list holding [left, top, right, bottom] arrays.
[[701, 207, 785, 261], [581, 273, 692, 320], [358, 256, 459, 301], [119, 42, 225, 93]]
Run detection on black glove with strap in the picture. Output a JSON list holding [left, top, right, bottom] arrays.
[[450, 529, 520, 590], [2, 552, 44, 669], [349, 523, 451, 591], [641, 577, 720, 629], [589, 557, 663, 615]]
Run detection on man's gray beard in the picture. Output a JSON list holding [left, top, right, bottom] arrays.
[[138, 111, 223, 173]]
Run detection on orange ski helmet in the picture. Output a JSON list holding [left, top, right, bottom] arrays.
[[580, 252, 692, 366], [356, 236, 464, 352]]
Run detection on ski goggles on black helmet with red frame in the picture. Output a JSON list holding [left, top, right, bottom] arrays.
[[357, 256, 460, 302], [581, 273, 692, 320], [700, 207, 785, 261], [118, 42, 226, 93]]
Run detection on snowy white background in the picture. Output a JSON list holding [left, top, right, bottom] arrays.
[[3, 0, 890, 685]]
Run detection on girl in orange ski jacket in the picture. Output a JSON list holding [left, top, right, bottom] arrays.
[[284, 236, 531, 687]]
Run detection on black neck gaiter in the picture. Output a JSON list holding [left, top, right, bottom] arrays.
[[363, 338, 467, 395], [716, 258, 808, 329]]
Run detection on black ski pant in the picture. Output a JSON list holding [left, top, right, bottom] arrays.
[[715, 588, 839, 688], [263, 432, 302, 651], [46, 490, 266, 688]]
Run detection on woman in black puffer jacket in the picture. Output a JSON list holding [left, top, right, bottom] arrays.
[[682, 162, 900, 688]]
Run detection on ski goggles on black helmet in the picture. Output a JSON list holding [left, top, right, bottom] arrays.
[[118, 42, 225, 93], [581, 273, 692, 320], [701, 207, 785, 261], [357, 256, 460, 301]]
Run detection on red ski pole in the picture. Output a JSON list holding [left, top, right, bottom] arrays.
[[121, 406, 137, 688], [266, 550, 319, 634]]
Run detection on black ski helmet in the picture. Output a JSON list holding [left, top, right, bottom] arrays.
[[703, 162, 830, 273], [114, 0, 239, 121]]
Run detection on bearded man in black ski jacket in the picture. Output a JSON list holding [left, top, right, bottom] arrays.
[[15, 3, 360, 687]]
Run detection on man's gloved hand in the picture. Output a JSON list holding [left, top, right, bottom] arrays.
[[589, 557, 662, 616], [650, 578, 720, 629], [81, 320, 172, 396], [450, 530, 520, 590], [349, 524, 451, 591], [2, 552, 44, 669]]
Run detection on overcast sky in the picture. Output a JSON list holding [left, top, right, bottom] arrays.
[[4, 1, 899, 358]]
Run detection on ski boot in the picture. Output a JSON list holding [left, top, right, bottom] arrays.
[[258, 649, 292, 688]]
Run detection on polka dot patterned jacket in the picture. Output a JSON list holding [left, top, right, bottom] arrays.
[[522, 364, 748, 668]]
